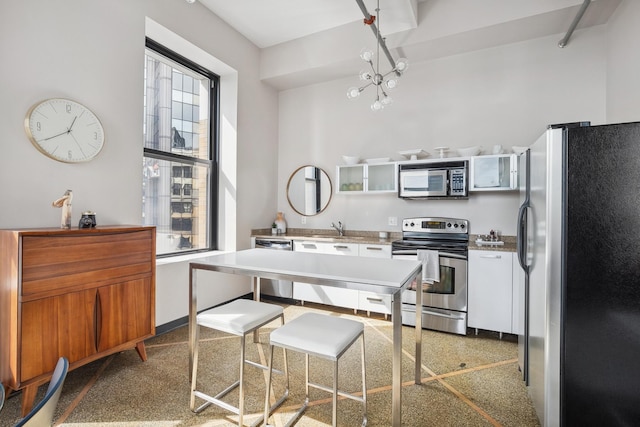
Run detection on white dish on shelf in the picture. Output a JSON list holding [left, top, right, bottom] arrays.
[[434, 147, 449, 158], [456, 146, 482, 157], [342, 155, 360, 165], [365, 157, 391, 164], [512, 146, 528, 155], [398, 149, 427, 161]]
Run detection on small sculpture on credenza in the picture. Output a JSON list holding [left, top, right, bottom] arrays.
[[52, 189, 73, 229]]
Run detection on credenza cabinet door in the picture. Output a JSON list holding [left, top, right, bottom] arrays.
[[97, 278, 154, 352], [20, 289, 96, 381]]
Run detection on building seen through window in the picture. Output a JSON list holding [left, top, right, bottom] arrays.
[[142, 39, 218, 256]]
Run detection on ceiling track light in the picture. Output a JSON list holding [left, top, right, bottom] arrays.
[[347, 0, 409, 111]]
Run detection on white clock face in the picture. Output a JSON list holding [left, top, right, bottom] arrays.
[[25, 98, 105, 163]]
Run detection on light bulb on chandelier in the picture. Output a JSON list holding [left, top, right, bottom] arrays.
[[346, 0, 409, 111]]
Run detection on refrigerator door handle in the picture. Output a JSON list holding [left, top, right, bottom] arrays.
[[517, 202, 530, 273]]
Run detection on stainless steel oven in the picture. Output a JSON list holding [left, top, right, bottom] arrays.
[[392, 217, 469, 335]]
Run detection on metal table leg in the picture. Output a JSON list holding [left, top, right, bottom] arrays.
[[391, 294, 401, 426], [415, 271, 422, 384], [188, 264, 197, 381]]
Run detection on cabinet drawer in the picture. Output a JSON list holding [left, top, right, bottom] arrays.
[[359, 244, 391, 258], [293, 283, 358, 309], [324, 242, 359, 256], [21, 230, 154, 298], [358, 291, 392, 314], [293, 241, 323, 252]]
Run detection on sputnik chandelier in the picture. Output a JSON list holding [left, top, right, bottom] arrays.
[[347, 0, 409, 111]]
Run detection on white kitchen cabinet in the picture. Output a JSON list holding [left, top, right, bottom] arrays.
[[469, 154, 518, 191], [468, 249, 513, 334], [358, 243, 392, 315], [292, 240, 393, 315], [336, 162, 397, 194], [292, 240, 359, 309]]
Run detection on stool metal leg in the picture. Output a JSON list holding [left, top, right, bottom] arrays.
[[239, 335, 246, 427], [189, 325, 201, 411], [332, 360, 338, 427], [361, 334, 367, 427], [263, 344, 291, 427]]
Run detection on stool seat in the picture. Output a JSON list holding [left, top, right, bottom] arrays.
[[270, 313, 364, 361], [197, 299, 284, 335]]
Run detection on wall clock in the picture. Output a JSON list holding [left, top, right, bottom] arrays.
[[24, 98, 105, 163]]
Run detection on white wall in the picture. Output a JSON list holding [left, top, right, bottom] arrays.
[[277, 27, 607, 237], [606, 0, 640, 123], [0, 0, 279, 327]]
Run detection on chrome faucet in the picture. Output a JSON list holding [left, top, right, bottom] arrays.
[[331, 221, 344, 237]]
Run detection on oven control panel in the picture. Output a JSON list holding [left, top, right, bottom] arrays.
[[402, 217, 468, 234]]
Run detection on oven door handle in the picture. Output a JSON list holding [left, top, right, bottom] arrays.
[[438, 252, 467, 260], [392, 251, 467, 260], [422, 309, 466, 321]]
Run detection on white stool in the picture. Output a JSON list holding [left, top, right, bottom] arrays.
[[190, 299, 288, 426], [263, 312, 367, 427]]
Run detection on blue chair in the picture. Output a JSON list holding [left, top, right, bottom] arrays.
[[15, 357, 69, 427]]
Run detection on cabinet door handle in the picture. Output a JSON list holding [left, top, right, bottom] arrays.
[[94, 291, 101, 352], [480, 254, 502, 259], [302, 244, 317, 249], [366, 297, 384, 302], [365, 247, 383, 251], [334, 245, 350, 249]]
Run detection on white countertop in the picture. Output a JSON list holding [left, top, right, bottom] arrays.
[[191, 248, 422, 294]]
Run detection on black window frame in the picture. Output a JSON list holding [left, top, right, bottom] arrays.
[[144, 37, 220, 257]]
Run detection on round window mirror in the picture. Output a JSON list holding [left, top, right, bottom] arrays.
[[286, 165, 332, 216]]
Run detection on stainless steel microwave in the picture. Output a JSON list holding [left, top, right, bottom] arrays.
[[398, 161, 468, 199]]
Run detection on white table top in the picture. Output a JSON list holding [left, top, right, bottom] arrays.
[[191, 248, 422, 295]]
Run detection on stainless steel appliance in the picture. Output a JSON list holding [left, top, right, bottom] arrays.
[[392, 217, 469, 335], [398, 161, 468, 199], [253, 238, 293, 297], [517, 121, 640, 426]]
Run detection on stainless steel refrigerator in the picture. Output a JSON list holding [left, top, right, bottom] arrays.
[[516, 121, 640, 426]]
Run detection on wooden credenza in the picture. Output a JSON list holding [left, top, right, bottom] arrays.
[[0, 225, 156, 415]]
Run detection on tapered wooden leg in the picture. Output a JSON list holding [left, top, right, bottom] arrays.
[[135, 341, 148, 361], [21, 383, 38, 417]]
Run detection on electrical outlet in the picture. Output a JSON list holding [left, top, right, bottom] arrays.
[[301, 216, 306, 224], [388, 216, 398, 226]]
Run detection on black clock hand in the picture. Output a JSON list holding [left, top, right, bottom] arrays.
[[44, 130, 70, 141], [67, 116, 77, 132]]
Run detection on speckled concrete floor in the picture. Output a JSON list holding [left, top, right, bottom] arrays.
[[0, 302, 540, 427]]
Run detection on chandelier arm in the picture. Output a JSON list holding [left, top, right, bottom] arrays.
[[359, 80, 376, 91], [368, 60, 377, 74], [354, 0, 398, 72], [382, 68, 398, 79]]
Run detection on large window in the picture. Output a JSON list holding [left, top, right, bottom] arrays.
[[142, 38, 218, 256]]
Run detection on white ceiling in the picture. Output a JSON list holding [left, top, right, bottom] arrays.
[[199, 0, 422, 48], [196, 0, 622, 90]]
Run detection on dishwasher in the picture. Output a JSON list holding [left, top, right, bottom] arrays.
[[253, 238, 294, 298]]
